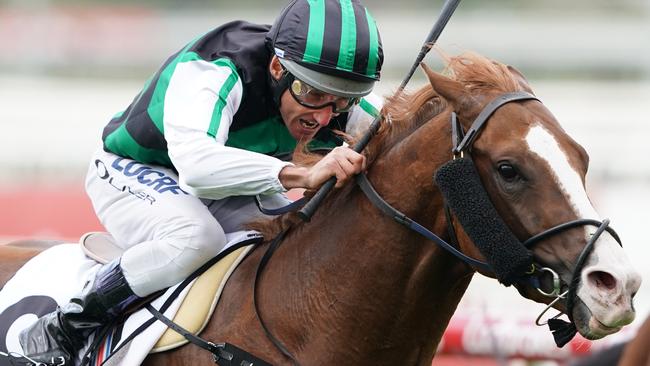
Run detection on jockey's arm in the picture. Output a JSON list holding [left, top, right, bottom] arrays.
[[172, 137, 294, 199], [164, 60, 293, 200]]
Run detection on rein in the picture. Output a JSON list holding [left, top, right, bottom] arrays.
[[355, 174, 491, 272]]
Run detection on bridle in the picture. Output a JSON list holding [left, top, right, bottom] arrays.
[[355, 91, 622, 346]]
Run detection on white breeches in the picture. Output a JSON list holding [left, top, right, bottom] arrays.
[[85, 149, 286, 297]]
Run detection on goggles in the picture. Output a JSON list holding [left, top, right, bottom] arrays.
[[284, 72, 360, 113]]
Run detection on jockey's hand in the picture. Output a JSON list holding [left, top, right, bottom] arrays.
[[279, 146, 366, 189]]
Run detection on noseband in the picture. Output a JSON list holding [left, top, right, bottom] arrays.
[[356, 91, 622, 347]]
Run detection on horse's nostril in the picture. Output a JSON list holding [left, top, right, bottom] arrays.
[[589, 271, 617, 291]]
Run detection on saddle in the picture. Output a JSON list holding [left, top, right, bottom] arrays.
[[79, 232, 255, 352]]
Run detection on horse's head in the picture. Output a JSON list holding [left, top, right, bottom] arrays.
[[422, 53, 641, 342]]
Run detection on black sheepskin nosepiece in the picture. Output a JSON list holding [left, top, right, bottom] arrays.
[[434, 157, 533, 286]]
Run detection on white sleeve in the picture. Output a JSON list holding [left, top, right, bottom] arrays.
[[345, 92, 384, 137], [163, 59, 293, 200]]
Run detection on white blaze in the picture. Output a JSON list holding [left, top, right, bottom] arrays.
[[524, 124, 641, 333], [524, 125, 598, 219]]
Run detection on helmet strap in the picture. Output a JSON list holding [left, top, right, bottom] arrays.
[[269, 68, 290, 109]]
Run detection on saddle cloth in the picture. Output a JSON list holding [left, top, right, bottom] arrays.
[[0, 231, 261, 366]]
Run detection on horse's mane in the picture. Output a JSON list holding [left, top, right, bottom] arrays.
[[365, 51, 525, 162], [442, 51, 523, 94], [249, 51, 525, 238]]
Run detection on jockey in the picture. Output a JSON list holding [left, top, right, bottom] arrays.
[[19, 0, 383, 364]]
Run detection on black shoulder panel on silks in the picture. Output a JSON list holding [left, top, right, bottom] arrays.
[[434, 157, 533, 286], [189, 21, 278, 132]]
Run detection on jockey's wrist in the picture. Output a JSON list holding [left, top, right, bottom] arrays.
[[279, 165, 310, 190]]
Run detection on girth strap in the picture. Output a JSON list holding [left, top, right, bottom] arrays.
[[146, 305, 272, 366]]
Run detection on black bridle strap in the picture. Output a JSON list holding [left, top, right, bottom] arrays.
[[443, 204, 462, 252], [567, 219, 614, 313], [454, 92, 539, 154], [356, 173, 492, 272], [547, 219, 615, 347], [523, 218, 621, 248]]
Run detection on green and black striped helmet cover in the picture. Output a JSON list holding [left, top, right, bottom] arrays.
[[267, 0, 383, 98]]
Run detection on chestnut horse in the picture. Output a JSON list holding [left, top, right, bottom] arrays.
[[0, 52, 642, 366]]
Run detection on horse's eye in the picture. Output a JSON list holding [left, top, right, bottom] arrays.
[[497, 163, 519, 181]]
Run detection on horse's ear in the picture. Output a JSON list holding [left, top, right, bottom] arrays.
[[420, 63, 468, 107], [507, 65, 535, 94]]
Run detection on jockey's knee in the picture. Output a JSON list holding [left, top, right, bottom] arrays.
[[121, 216, 226, 296], [169, 217, 226, 271]]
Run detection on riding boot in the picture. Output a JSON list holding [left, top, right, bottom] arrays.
[[18, 259, 141, 365]]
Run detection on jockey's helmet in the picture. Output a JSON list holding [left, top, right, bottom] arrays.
[[266, 0, 383, 99]]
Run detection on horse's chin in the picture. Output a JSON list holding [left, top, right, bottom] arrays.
[[572, 298, 623, 340]]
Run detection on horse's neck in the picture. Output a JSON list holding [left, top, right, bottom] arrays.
[[368, 110, 475, 347], [294, 113, 474, 363]]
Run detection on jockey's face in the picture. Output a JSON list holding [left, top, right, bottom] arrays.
[[270, 56, 340, 141], [279, 87, 339, 141]]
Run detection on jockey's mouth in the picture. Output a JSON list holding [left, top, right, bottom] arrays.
[[300, 119, 320, 129]]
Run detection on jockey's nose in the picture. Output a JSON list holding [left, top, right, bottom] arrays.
[[313, 107, 337, 127]]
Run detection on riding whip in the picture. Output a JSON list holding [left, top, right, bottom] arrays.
[[298, 0, 463, 221]]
